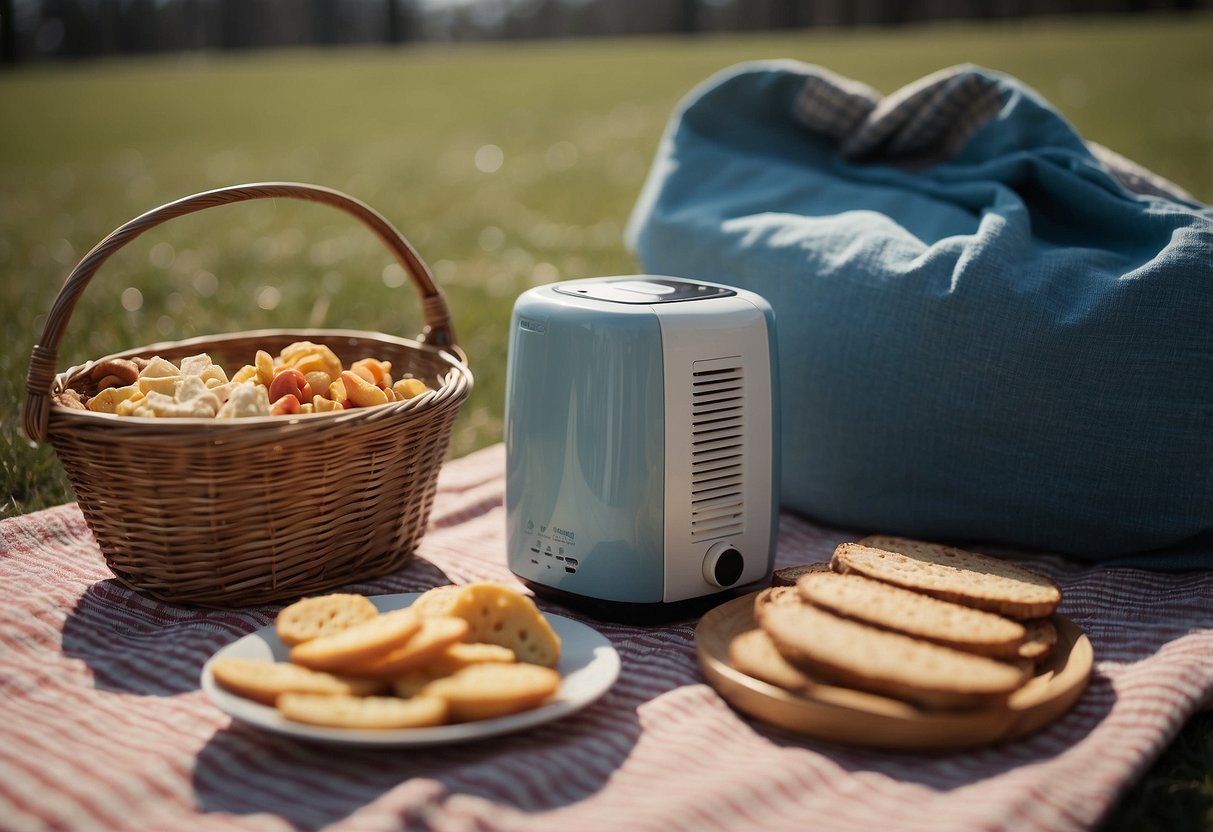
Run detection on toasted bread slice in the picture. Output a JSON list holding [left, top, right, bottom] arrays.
[[771, 562, 832, 587], [752, 586, 801, 626], [760, 601, 1029, 710], [1017, 617, 1059, 662], [728, 628, 815, 694], [832, 536, 1061, 619], [796, 570, 1026, 658]]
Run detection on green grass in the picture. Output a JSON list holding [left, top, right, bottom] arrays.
[[1, 13, 1210, 829]]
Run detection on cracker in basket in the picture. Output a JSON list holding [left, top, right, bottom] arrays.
[[338, 616, 470, 678], [84, 338, 427, 421], [410, 583, 561, 667], [89, 357, 140, 389], [275, 593, 381, 647], [210, 657, 385, 705], [85, 385, 140, 414], [278, 341, 343, 381], [277, 692, 448, 730], [216, 381, 270, 418], [420, 663, 562, 722], [393, 377, 431, 400], [53, 388, 88, 410], [289, 607, 422, 672]]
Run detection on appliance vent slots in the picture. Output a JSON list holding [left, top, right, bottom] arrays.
[[690, 363, 745, 541]]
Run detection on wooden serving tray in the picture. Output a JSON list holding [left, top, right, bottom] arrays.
[[695, 591, 1093, 751]]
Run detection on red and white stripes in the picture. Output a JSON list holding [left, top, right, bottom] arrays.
[[1, 445, 1210, 832]]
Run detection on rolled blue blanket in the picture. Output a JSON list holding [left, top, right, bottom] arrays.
[[627, 63, 1212, 567]]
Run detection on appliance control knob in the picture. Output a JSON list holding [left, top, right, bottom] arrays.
[[703, 542, 745, 588]]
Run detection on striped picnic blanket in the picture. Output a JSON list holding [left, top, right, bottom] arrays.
[[2, 443, 1210, 832]]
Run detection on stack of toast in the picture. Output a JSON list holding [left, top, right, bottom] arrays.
[[729, 536, 1063, 711]]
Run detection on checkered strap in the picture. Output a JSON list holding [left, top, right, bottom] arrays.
[[795, 65, 1003, 165]]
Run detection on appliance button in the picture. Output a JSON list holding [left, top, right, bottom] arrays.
[[615, 280, 677, 295], [703, 542, 745, 588]]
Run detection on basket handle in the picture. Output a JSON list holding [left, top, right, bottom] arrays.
[[24, 182, 459, 442]]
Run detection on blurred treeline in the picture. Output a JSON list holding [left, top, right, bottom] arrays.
[[1, 0, 1208, 65]]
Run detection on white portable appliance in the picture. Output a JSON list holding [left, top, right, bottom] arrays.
[[504, 276, 779, 620]]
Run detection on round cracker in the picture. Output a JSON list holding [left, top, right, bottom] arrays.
[[275, 594, 379, 647], [422, 662, 561, 722], [411, 583, 561, 667], [210, 657, 384, 705], [289, 607, 422, 672], [277, 693, 448, 729], [339, 616, 470, 678], [390, 643, 518, 699]]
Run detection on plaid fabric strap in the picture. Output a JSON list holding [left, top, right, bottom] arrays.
[[793, 63, 1198, 205], [794, 65, 1003, 165]]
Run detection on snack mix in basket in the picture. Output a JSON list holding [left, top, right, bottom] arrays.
[[56, 340, 432, 418]]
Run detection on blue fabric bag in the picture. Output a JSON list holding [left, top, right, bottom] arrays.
[[626, 63, 1212, 567]]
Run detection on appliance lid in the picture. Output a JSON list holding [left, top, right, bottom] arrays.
[[553, 277, 736, 305]]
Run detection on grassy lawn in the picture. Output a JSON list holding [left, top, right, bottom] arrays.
[[1, 12, 1210, 829]]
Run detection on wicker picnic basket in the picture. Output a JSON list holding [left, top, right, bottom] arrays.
[[22, 182, 474, 607]]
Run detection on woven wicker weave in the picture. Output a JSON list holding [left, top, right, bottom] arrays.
[[23, 183, 473, 607]]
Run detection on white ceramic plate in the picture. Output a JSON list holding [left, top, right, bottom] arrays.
[[201, 592, 621, 746]]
